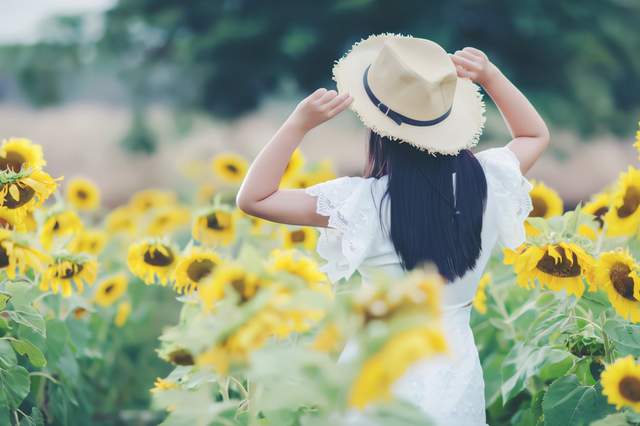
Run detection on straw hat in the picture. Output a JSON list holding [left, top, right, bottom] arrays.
[[333, 34, 486, 155]]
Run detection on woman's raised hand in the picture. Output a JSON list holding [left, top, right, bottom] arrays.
[[451, 47, 497, 87], [289, 88, 353, 132]]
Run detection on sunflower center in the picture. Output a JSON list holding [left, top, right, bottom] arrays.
[[186, 259, 216, 283], [593, 206, 608, 228], [610, 262, 637, 301], [619, 376, 640, 402], [618, 186, 640, 218], [530, 195, 548, 218], [206, 213, 229, 231], [104, 283, 115, 294], [231, 278, 251, 302], [536, 247, 581, 277], [0, 152, 26, 172], [56, 264, 83, 279], [168, 349, 194, 366], [290, 230, 306, 243], [76, 189, 89, 200], [0, 245, 9, 268], [0, 218, 13, 230], [143, 247, 174, 267], [52, 220, 60, 231], [2, 184, 36, 209], [225, 164, 239, 174]]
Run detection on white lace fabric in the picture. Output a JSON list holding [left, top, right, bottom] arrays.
[[305, 146, 532, 425]]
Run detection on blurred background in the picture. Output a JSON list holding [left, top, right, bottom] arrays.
[[1, 0, 639, 207]]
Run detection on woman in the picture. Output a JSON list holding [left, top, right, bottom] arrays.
[[237, 34, 549, 426]]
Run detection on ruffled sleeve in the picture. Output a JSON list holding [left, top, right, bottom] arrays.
[[476, 147, 533, 249], [305, 177, 379, 283]]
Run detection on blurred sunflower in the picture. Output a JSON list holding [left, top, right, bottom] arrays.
[[601, 356, 640, 411], [284, 160, 336, 189], [311, 323, 342, 353], [211, 153, 248, 184], [281, 148, 305, 183], [604, 167, 640, 237], [129, 189, 176, 214], [65, 177, 100, 211], [114, 301, 131, 327], [72, 307, 89, 320], [634, 121, 640, 159], [127, 238, 178, 285], [144, 206, 191, 236], [40, 253, 98, 297], [105, 206, 138, 236], [280, 226, 317, 251], [172, 247, 221, 294], [0, 169, 58, 221], [473, 273, 491, 314], [199, 263, 260, 311], [0, 208, 21, 231], [348, 326, 447, 409], [40, 210, 84, 251], [196, 183, 217, 205], [595, 250, 640, 322], [150, 377, 178, 394], [94, 274, 128, 307], [503, 242, 595, 297], [267, 249, 329, 292], [192, 207, 236, 246], [526, 181, 563, 236], [69, 229, 108, 255], [0, 230, 48, 279], [0, 138, 45, 172]]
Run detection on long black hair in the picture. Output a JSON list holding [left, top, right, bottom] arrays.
[[364, 131, 488, 282]]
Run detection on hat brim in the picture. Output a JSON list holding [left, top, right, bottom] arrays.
[[333, 34, 486, 155]]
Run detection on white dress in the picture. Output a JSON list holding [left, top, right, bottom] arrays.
[[305, 147, 533, 426]]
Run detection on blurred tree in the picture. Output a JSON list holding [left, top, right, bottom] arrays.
[[1, 0, 639, 152]]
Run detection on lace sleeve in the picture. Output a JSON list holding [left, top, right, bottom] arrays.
[[305, 177, 378, 283], [476, 147, 533, 249]]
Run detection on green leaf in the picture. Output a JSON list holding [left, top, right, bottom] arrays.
[[0, 365, 30, 408], [542, 375, 615, 426], [10, 338, 46, 368], [45, 319, 69, 364], [603, 319, 640, 356], [3, 281, 40, 307], [0, 292, 10, 310], [590, 412, 629, 426], [7, 306, 45, 336], [0, 340, 16, 369]]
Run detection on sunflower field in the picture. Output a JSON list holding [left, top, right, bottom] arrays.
[[1, 124, 640, 426]]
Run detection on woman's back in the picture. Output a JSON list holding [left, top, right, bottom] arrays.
[[306, 146, 532, 308]]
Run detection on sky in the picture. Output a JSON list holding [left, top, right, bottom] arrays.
[[0, 0, 115, 43]]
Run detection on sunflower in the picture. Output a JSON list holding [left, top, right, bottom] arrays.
[[144, 206, 190, 236], [94, 274, 128, 307], [150, 377, 178, 394], [0, 138, 45, 172], [282, 148, 305, 183], [127, 238, 178, 285], [348, 326, 447, 409], [267, 249, 329, 293], [0, 230, 48, 279], [69, 229, 108, 255], [601, 356, 640, 411], [105, 206, 139, 236], [199, 263, 260, 311], [40, 210, 84, 251], [503, 242, 595, 297], [72, 307, 89, 320], [128, 189, 176, 214], [0, 208, 22, 231], [526, 181, 563, 236], [584, 192, 611, 230], [114, 301, 131, 327], [172, 247, 221, 294], [280, 226, 317, 251], [311, 323, 342, 353], [65, 177, 100, 211], [192, 207, 236, 246], [40, 253, 98, 297], [211, 153, 249, 184], [473, 273, 491, 314], [604, 167, 640, 237], [595, 250, 640, 322], [0, 169, 58, 221], [284, 160, 336, 189]]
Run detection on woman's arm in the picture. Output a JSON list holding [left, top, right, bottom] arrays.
[[451, 47, 550, 174], [236, 88, 352, 226]]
